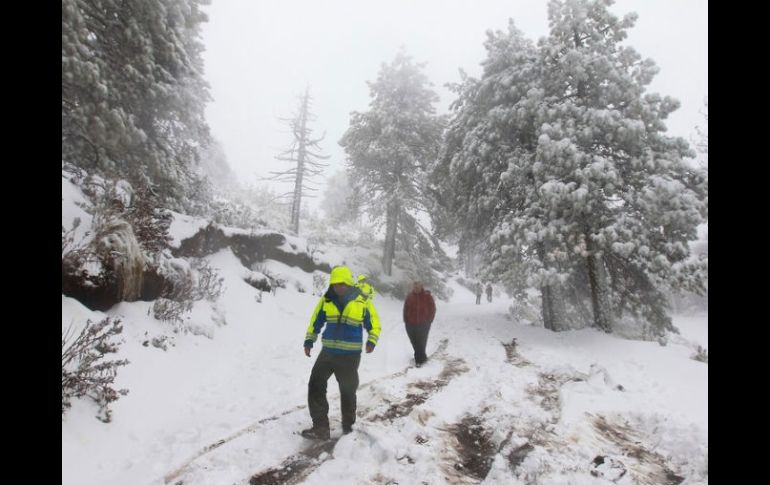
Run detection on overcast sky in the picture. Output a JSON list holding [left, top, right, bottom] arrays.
[[201, 0, 707, 208]]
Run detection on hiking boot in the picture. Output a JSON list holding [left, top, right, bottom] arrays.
[[342, 424, 353, 435], [300, 426, 330, 440]]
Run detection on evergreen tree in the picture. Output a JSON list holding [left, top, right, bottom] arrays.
[[430, 21, 567, 327], [340, 50, 445, 276], [539, 0, 707, 333], [432, 0, 707, 335], [62, 0, 212, 204]]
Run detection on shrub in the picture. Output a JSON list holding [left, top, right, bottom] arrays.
[[691, 345, 708, 363], [62, 317, 129, 422], [152, 258, 224, 330]]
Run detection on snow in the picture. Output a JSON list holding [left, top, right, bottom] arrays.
[[62, 260, 707, 485], [167, 210, 210, 248], [220, 225, 275, 239], [62, 174, 94, 244], [167, 211, 285, 249]]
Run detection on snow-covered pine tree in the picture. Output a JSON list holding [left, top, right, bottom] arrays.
[[266, 88, 330, 235], [429, 21, 571, 328], [672, 99, 708, 313], [340, 50, 445, 276], [62, 0, 212, 205], [433, 0, 708, 335], [537, 0, 707, 334]]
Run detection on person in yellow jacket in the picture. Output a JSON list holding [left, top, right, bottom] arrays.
[[357, 274, 375, 301], [301, 265, 381, 439]]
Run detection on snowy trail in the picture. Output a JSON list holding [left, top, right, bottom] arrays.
[[165, 339, 463, 484], [163, 340, 453, 484], [156, 289, 702, 485], [62, 185, 707, 485]]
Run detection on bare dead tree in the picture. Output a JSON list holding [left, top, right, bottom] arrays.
[[265, 87, 329, 234]]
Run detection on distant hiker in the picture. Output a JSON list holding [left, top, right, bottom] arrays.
[[301, 265, 381, 439], [403, 281, 436, 367], [357, 274, 375, 301], [475, 282, 482, 305], [486, 283, 493, 303]]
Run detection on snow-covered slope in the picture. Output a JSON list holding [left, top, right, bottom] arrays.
[[62, 253, 707, 485], [62, 174, 707, 484]]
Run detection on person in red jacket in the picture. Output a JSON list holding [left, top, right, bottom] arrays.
[[402, 281, 436, 367]]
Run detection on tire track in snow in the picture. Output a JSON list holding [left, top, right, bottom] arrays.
[[590, 414, 685, 485], [477, 339, 688, 483]]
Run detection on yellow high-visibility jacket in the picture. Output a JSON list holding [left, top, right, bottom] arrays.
[[357, 281, 375, 301], [304, 287, 381, 354]]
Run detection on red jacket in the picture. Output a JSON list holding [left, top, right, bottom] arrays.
[[403, 290, 436, 325]]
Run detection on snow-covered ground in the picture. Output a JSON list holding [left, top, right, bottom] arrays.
[[62, 243, 708, 484]]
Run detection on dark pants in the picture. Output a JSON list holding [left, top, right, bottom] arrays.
[[405, 322, 432, 364], [308, 350, 361, 429]]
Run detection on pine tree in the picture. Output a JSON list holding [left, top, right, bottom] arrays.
[[430, 21, 569, 327], [267, 88, 329, 235], [340, 50, 445, 276], [538, 0, 707, 333], [62, 0, 212, 204], [432, 0, 707, 334]]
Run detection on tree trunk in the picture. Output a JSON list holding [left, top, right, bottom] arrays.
[[584, 231, 613, 332], [290, 89, 310, 235], [541, 283, 567, 331], [536, 242, 565, 331], [541, 284, 554, 331], [382, 199, 399, 275]]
